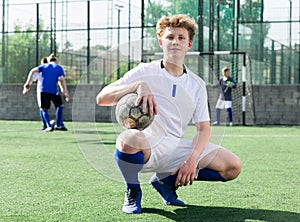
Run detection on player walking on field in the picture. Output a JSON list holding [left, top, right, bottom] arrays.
[[96, 14, 241, 214], [33, 56, 49, 130], [213, 67, 237, 126], [23, 54, 70, 131]]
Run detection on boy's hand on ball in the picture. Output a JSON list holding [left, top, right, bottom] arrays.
[[136, 95, 157, 116], [135, 82, 158, 116], [116, 93, 155, 130]]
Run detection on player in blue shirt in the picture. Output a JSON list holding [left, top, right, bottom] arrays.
[[23, 54, 70, 131]]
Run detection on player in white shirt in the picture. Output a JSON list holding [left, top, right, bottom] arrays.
[[96, 14, 241, 214], [29, 57, 49, 130]]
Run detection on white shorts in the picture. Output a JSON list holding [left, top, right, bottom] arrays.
[[140, 134, 222, 174], [215, 99, 232, 109]]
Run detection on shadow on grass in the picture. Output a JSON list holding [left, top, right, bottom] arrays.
[[74, 139, 115, 145], [73, 130, 114, 135], [143, 205, 299, 222]]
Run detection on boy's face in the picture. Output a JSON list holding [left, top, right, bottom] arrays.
[[159, 27, 192, 59], [223, 70, 229, 77]]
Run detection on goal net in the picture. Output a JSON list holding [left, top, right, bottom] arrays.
[[142, 51, 256, 126]]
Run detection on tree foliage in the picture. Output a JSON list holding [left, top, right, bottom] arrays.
[[143, 1, 169, 52], [144, 0, 269, 54], [4, 20, 51, 83]]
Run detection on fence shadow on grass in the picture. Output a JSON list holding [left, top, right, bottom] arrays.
[[143, 205, 299, 222]]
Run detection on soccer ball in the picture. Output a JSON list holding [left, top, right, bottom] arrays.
[[115, 93, 154, 130]]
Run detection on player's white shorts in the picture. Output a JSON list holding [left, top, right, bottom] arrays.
[[215, 99, 232, 109], [140, 130, 222, 174]]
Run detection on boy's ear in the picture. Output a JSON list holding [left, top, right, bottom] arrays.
[[158, 39, 163, 47]]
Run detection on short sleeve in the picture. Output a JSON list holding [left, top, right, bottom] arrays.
[[31, 72, 40, 82], [192, 85, 210, 123]]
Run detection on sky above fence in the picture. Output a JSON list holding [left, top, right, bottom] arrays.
[[6, 0, 300, 49]]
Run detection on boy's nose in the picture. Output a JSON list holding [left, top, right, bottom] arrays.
[[172, 38, 178, 44]]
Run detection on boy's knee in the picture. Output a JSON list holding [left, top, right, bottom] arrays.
[[116, 129, 148, 153], [234, 157, 242, 177], [227, 157, 241, 180]]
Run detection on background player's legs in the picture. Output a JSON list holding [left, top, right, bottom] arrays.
[[52, 95, 67, 130], [38, 92, 52, 131], [39, 109, 47, 130], [55, 106, 63, 127], [39, 92, 53, 131], [226, 107, 233, 125], [225, 101, 233, 125], [215, 108, 221, 125], [195, 148, 241, 182], [40, 108, 52, 129], [37, 93, 47, 130], [214, 99, 225, 125]]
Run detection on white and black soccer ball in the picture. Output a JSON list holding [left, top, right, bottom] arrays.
[[115, 93, 154, 130]]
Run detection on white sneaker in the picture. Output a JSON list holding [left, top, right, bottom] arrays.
[[212, 121, 219, 125], [44, 126, 53, 132], [229, 122, 233, 126]]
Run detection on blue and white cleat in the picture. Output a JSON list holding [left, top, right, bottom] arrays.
[[150, 175, 186, 206], [122, 188, 142, 214]]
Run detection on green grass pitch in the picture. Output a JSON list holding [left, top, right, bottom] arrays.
[[0, 120, 299, 221]]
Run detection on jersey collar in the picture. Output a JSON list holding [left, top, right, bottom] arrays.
[[160, 60, 187, 74]]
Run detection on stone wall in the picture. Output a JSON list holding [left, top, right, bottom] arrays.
[[0, 84, 299, 125], [251, 85, 300, 125]]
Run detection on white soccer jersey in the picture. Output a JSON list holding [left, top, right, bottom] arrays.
[[113, 60, 210, 139], [31, 71, 42, 93]]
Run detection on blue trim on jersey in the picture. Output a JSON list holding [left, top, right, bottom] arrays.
[[172, 84, 177, 97]]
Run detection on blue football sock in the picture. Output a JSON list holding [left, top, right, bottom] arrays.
[[114, 149, 144, 190], [156, 173, 177, 186], [196, 168, 226, 182], [41, 110, 51, 127], [56, 106, 64, 127], [40, 110, 47, 128]]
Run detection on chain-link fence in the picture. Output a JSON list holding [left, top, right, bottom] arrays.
[[0, 0, 299, 84]]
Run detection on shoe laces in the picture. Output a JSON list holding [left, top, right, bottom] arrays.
[[125, 189, 140, 205]]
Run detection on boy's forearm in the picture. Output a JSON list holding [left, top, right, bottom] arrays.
[[59, 78, 69, 95], [190, 121, 211, 163], [24, 67, 38, 87], [24, 75, 33, 88], [96, 82, 140, 106]]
